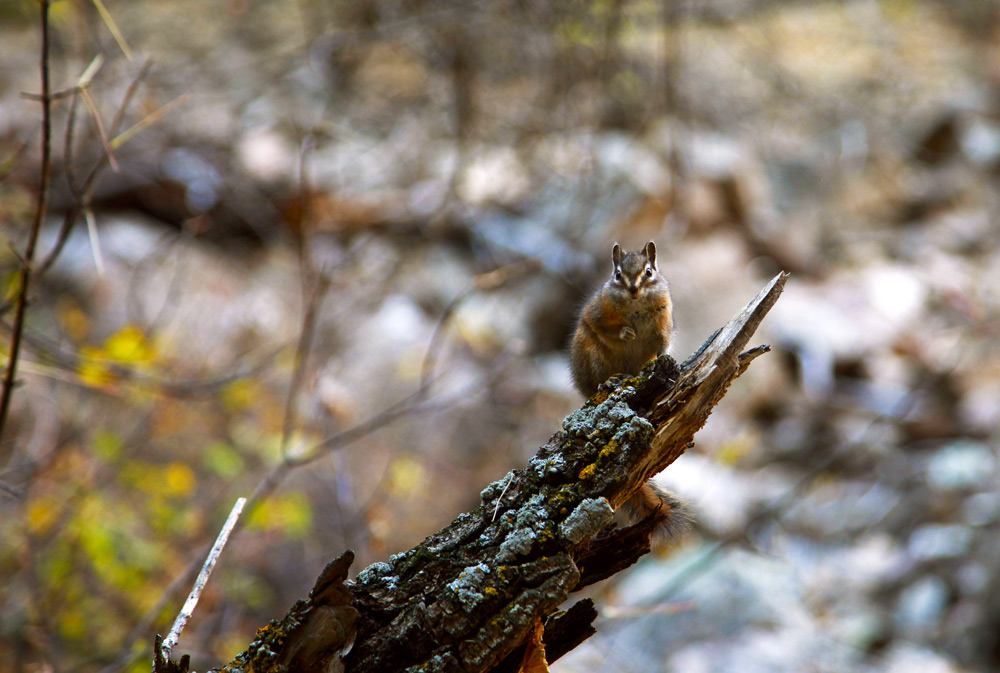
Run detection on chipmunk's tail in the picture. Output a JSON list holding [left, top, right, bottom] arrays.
[[619, 481, 692, 545]]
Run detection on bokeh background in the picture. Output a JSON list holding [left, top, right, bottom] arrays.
[[2, 1, 999, 672]]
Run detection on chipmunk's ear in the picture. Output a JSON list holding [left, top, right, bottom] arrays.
[[645, 241, 657, 268], [612, 243, 622, 267]]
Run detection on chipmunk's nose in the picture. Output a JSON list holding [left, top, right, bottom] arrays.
[[627, 283, 639, 295]]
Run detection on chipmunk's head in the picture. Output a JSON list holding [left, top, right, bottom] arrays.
[[610, 241, 662, 297]]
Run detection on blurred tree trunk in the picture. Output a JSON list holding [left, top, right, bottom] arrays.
[[179, 273, 787, 673]]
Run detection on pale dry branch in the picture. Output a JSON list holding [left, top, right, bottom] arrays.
[[160, 497, 247, 659]]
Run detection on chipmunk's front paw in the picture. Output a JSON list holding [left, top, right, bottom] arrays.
[[598, 374, 628, 393], [620, 326, 637, 341]]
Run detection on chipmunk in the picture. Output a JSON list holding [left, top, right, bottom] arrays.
[[570, 241, 689, 542]]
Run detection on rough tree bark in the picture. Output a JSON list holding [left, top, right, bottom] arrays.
[[158, 272, 787, 673]]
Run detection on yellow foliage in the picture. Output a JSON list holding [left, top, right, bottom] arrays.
[[3, 270, 22, 303], [49, 0, 80, 25], [77, 345, 114, 388], [248, 492, 312, 539], [221, 378, 260, 412], [59, 610, 87, 641], [163, 462, 196, 497], [104, 325, 156, 363], [127, 656, 152, 673], [119, 460, 195, 500], [57, 299, 90, 340], [147, 494, 201, 536], [219, 631, 257, 662], [202, 441, 245, 478], [93, 428, 124, 463], [716, 435, 756, 467], [26, 496, 60, 536], [387, 453, 427, 498], [75, 325, 160, 389]]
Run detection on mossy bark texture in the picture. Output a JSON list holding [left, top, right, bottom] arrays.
[[195, 272, 788, 673]]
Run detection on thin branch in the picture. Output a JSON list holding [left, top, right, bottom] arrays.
[[420, 258, 539, 392], [91, 0, 133, 60], [242, 351, 514, 530], [160, 497, 247, 659], [33, 60, 154, 280], [0, 142, 30, 186], [280, 274, 329, 455], [280, 134, 328, 458], [0, 0, 53, 449], [96, 552, 205, 673], [0, 479, 23, 499], [110, 94, 187, 150], [79, 86, 119, 171], [84, 208, 106, 274], [110, 59, 153, 134]]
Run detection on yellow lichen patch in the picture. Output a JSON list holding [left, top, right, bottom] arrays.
[[484, 586, 499, 597], [578, 463, 596, 480], [599, 439, 619, 459], [551, 488, 575, 506]]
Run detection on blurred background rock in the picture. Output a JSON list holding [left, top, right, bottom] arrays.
[[1, 1, 998, 671]]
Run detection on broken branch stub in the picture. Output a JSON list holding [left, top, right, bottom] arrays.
[[209, 272, 787, 673]]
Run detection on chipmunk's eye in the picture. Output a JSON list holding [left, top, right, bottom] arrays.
[[645, 267, 653, 277], [614, 270, 622, 281]]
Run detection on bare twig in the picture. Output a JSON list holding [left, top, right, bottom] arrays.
[[110, 94, 187, 150], [110, 59, 153, 133], [280, 272, 330, 456], [84, 208, 106, 274], [79, 85, 119, 171], [0, 142, 30, 187], [279, 135, 329, 458], [0, 479, 23, 499], [241, 350, 514, 531], [34, 59, 153, 280], [91, 0, 133, 60], [160, 497, 247, 660], [0, 0, 53, 449], [96, 552, 205, 673], [420, 258, 539, 392]]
